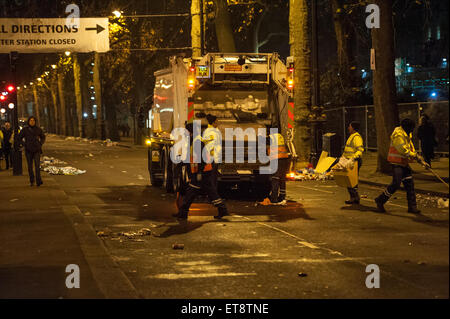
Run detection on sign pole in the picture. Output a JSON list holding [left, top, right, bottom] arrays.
[[10, 51, 23, 176]]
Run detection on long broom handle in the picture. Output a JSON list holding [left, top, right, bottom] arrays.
[[425, 166, 450, 188]]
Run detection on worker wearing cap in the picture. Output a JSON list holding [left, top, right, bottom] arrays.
[[375, 118, 427, 214], [172, 123, 228, 220], [343, 121, 365, 205], [265, 130, 290, 205]]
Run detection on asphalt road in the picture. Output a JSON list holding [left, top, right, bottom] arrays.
[[43, 135, 449, 299]]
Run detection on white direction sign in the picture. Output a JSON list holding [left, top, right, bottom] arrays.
[[0, 18, 109, 53]]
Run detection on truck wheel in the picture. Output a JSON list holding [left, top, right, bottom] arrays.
[[163, 149, 174, 193], [252, 177, 270, 201], [149, 149, 163, 187]]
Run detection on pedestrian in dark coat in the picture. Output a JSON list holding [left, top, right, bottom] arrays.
[[17, 116, 46, 186], [1, 122, 14, 169], [417, 114, 437, 167]]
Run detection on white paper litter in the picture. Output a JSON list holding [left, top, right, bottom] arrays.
[[43, 165, 86, 175], [333, 156, 354, 170], [41, 156, 67, 166], [437, 198, 449, 209]]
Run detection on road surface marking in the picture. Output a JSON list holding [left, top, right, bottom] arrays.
[[295, 185, 408, 208], [297, 241, 319, 249], [147, 272, 257, 280], [233, 215, 344, 256], [233, 214, 433, 295]]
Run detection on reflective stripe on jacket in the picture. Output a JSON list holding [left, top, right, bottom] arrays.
[[343, 132, 364, 159], [190, 144, 212, 173], [268, 133, 289, 160], [387, 126, 416, 166], [202, 124, 221, 163]]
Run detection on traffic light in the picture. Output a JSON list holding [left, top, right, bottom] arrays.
[[7, 85, 15, 93]]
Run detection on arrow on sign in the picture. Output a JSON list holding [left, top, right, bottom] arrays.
[[85, 24, 105, 34]]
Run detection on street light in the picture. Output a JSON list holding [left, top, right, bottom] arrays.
[[113, 10, 122, 18], [65, 51, 71, 56], [0, 108, 5, 114], [8, 103, 14, 109], [51, 64, 57, 69]]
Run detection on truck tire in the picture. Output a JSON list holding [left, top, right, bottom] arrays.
[[163, 149, 174, 193], [149, 148, 163, 187]]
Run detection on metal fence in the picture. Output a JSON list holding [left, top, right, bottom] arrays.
[[323, 101, 449, 154]]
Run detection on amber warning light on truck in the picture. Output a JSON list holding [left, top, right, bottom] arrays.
[[188, 66, 196, 90], [287, 65, 294, 90]]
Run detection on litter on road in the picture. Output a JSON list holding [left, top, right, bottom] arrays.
[[43, 166, 86, 175], [172, 244, 185, 250], [437, 198, 449, 209], [41, 156, 67, 166]]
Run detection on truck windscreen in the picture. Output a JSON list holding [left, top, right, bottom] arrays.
[[192, 89, 270, 123]]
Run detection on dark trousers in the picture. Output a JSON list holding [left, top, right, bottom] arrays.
[[421, 144, 434, 167], [25, 151, 42, 184], [178, 171, 227, 217], [270, 158, 290, 203], [376, 165, 417, 208], [3, 149, 12, 169], [347, 158, 362, 200]]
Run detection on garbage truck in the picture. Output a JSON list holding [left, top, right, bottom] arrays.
[[146, 53, 297, 196]]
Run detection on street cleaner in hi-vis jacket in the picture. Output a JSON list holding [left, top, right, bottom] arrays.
[[172, 122, 228, 221], [375, 118, 430, 214], [342, 121, 365, 205]]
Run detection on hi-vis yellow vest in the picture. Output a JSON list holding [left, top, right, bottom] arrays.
[[343, 132, 364, 159], [268, 133, 289, 160], [387, 126, 416, 166], [190, 137, 212, 173], [202, 125, 221, 162]]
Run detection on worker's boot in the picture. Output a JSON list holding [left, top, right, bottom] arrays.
[[374, 194, 388, 213], [172, 212, 188, 220], [346, 187, 360, 204], [214, 204, 229, 219], [403, 177, 420, 214], [407, 206, 421, 214]]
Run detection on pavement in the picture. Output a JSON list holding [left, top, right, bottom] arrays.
[[359, 151, 449, 198], [0, 134, 447, 299], [0, 159, 139, 299]]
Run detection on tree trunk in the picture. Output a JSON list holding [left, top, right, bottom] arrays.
[[289, 0, 311, 164], [50, 78, 59, 134], [191, 0, 202, 57], [57, 71, 67, 136], [32, 85, 41, 126], [371, 0, 399, 173], [73, 53, 84, 137], [214, 0, 236, 52], [129, 20, 146, 145], [253, 8, 267, 53], [93, 52, 104, 140], [105, 100, 120, 141], [331, 0, 356, 101]]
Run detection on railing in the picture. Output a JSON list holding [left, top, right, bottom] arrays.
[[323, 101, 449, 154]]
